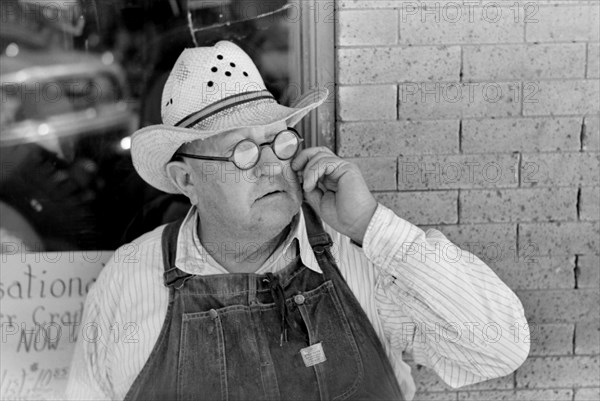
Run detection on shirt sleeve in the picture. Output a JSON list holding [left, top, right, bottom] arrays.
[[362, 203, 530, 388], [65, 262, 119, 400]]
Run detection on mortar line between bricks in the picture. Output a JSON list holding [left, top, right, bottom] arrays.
[[574, 255, 580, 290], [396, 7, 401, 46], [340, 78, 600, 86], [585, 43, 589, 78], [348, 151, 599, 157], [573, 324, 577, 354], [458, 119, 463, 153], [356, 149, 600, 157], [579, 118, 586, 152], [338, 41, 600, 49], [457, 189, 461, 224], [396, 85, 400, 120], [577, 188, 582, 220], [388, 114, 600, 122], [517, 152, 522, 187], [517, 287, 599, 292], [522, 6, 527, 44], [519, 81, 524, 116], [412, 150, 599, 156], [394, 157, 398, 191], [459, 45, 464, 83], [516, 223, 520, 259]]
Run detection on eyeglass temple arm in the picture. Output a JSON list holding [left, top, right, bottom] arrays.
[[174, 153, 233, 162]]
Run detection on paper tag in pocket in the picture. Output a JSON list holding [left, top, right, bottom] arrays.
[[300, 342, 327, 367]]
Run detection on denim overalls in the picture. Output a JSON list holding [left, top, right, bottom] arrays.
[[124, 204, 405, 400]]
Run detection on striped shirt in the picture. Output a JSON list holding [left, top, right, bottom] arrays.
[[66, 204, 530, 400]]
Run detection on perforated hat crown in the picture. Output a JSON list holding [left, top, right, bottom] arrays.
[[131, 41, 328, 194]]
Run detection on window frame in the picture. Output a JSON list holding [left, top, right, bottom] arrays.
[[290, 0, 336, 150]]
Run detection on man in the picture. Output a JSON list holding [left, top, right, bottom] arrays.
[[67, 41, 529, 400]]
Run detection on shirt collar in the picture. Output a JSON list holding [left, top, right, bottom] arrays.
[[174, 206, 322, 275]]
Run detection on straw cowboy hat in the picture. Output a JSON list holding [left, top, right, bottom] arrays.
[[131, 40, 328, 194]]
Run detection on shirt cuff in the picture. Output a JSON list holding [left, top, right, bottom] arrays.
[[363, 203, 416, 267]]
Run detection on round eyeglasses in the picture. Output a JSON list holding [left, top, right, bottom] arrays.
[[174, 128, 304, 170]]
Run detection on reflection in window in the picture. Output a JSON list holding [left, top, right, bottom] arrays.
[[0, 0, 304, 252]]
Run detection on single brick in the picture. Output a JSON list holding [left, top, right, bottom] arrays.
[[458, 389, 573, 401], [414, 392, 457, 401], [337, 9, 398, 46], [583, 116, 600, 151], [400, 4, 524, 45], [460, 188, 577, 223], [576, 255, 600, 290], [529, 324, 574, 356], [462, 117, 581, 153], [420, 223, 517, 266], [411, 363, 512, 392], [588, 43, 600, 79], [463, 44, 586, 81], [519, 222, 600, 256], [580, 187, 600, 221], [338, 0, 399, 9], [399, 82, 521, 119], [520, 152, 600, 187], [540, 1, 600, 4], [575, 321, 600, 355], [523, 80, 600, 116], [455, 375, 515, 392], [338, 85, 397, 121], [347, 157, 397, 191], [337, 120, 459, 158], [575, 387, 600, 401], [490, 255, 575, 290], [516, 356, 600, 388], [517, 289, 600, 323], [541, 1, 599, 4], [338, 46, 460, 85], [411, 364, 459, 392], [375, 191, 458, 225], [398, 154, 519, 190], [526, 4, 600, 42]]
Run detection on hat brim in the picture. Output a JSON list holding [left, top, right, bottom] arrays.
[[131, 88, 328, 194]]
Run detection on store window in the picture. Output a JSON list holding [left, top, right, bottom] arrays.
[[0, 0, 335, 253], [1, 1, 333, 399]]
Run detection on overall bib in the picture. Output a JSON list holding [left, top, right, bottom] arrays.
[[124, 204, 405, 400]]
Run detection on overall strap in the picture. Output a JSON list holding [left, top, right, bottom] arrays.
[[160, 218, 194, 288], [301, 202, 344, 283], [301, 202, 333, 250]]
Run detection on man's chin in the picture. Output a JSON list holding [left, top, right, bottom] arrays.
[[251, 195, 301, 230]]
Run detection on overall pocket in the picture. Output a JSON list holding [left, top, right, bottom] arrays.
[[178, 306, 263, 401]]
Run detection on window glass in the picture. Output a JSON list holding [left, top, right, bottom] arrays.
[[0, 0, 306, 253]]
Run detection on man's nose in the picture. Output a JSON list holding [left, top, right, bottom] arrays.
[[255, 146, 284, 177]]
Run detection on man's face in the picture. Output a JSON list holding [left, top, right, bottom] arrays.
[[184, 121, 303, 239]]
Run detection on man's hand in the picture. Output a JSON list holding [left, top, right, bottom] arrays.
[[291, 147, 378, 246]]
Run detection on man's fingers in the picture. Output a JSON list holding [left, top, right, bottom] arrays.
[[291, 147, 335, 172], [302, 156, 343, 192]]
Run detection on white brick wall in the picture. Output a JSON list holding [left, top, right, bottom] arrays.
[[334, 0, 600, 398]]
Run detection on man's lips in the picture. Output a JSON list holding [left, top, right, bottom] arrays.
[[261, 190, 284, 198], [256, 189, 286, 200]]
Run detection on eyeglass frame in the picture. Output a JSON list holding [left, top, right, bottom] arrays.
[[173, 127, 304, 170]]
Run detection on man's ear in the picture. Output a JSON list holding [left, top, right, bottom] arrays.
[[166, 161, 199, 205]]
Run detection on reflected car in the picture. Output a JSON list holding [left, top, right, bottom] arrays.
[[0, 47, 141, 251]]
